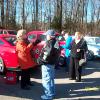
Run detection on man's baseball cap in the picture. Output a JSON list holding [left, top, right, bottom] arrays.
[[45, 29, 55, 36]]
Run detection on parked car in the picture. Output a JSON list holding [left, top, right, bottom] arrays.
[[0, 31, 62, 74], [0, 29, 17, 35], [0, 31, 47, 73], [84, 36, 100, 60], [0, 34, 18, 73], [27, 31, 46, 64]]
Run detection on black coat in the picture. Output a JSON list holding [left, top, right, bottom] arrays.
[[39, 38, 60, 65], [70, 38, 88, 59]]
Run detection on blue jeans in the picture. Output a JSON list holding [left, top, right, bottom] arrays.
[[41, 64, 55, 98]]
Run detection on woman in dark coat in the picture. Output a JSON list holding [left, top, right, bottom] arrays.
[[69, 32, 88, 82]]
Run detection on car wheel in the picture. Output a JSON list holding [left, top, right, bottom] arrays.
[[86, 50, 94, 61], [0, 57, 5, 73]]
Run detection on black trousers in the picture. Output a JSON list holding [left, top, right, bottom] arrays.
[[65, 56, 70, 72], [69, 57, 82, 80], [21, 68, 31, 88]]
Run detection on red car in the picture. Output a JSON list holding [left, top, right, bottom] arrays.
[[0, 31, 46, 73], [0, 32, 64, 74], [27, 31, 46, 64], [0, 34, 18, 73]]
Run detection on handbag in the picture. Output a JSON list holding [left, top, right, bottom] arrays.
[[79, 38, 87, 66], [79, 58, 86, 66], [79, 53, 86, 66]]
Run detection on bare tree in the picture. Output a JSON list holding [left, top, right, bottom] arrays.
[[55, 0, 62, 32], [1, 0, 4, 27], [35, 0, 38, 29], [5, 0, 9, 28], [84, 0, 89, 33], [0, 0, 99, 34]]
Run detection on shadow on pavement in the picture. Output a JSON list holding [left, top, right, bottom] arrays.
[[0, 77, 100, 100], [82, 60, 100, 77], [0, 77, 42, 100], [55, 78, 100, 99], [0, 59, 100, 100]]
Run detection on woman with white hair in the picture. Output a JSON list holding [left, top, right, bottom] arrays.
[[16, 29, 40, 90], [69, 32, 88, 82]]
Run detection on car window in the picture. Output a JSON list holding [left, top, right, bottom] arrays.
[[4, 31, 7, 34], [3, 37, 16, 46], [8, 31, 17, 35], [28, 34, 36, 40], [39, 34, 46, 41], [58, 36, 65, 41], [0, 40, 4, 45], [95, 38, 100, 44], [0, 30, 3, 34], [86, 38, 95, 44]]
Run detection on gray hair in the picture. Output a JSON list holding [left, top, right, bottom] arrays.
[[16, 29, 26, 40]]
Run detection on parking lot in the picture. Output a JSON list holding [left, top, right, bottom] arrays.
[[0, 58, 100, 100]]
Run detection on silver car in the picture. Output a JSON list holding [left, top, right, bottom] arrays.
[[84, 36, 100, 60]]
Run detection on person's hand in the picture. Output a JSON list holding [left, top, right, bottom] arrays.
[[77, 49, 80, 52]]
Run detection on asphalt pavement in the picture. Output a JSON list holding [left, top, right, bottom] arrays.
[[0, 59, 100, 100]]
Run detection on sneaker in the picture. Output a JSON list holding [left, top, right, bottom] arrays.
[[41, 95, 53, 100], [75, 79, 81, 82], [69, 78, 76, 80]]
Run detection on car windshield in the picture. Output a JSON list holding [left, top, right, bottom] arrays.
[[0, 30, 3, 34], [8, 31, 17, 35], [86, 38, 95, 44], [95, 37, 100, 44], [58, 36, 65, 41], [85, 37, 100, 44], [4, 37, 16, 46]]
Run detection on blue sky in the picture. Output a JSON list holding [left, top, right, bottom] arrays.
[[87, 0, 100, 22]]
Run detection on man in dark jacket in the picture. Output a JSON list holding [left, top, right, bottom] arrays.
[[40, 29, 59, 100]]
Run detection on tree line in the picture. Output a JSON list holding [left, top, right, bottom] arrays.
[[0, 0, 100, 35]]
